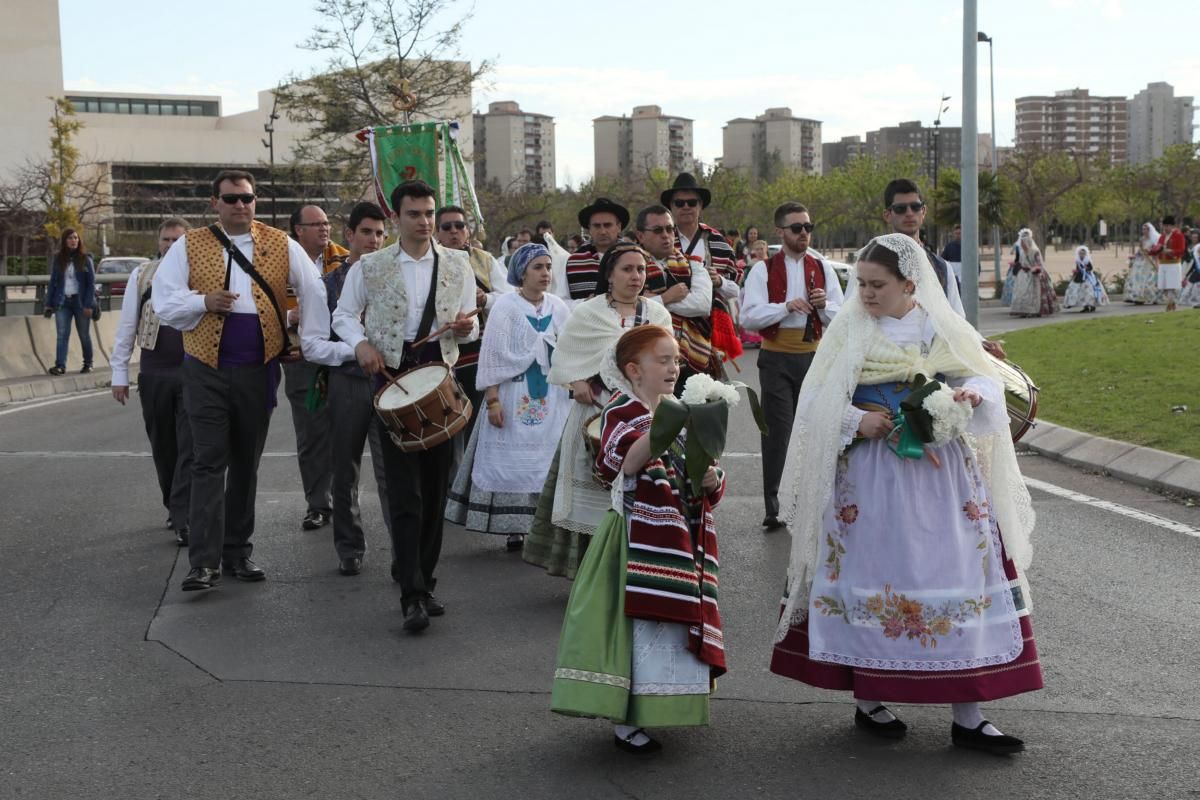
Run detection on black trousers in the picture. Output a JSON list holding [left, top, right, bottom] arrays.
[[138, 370, 192, 529], [758, 348, 815, 519], [182, 358, 272, 569], [379, 418, 452, 607], [283, 358, 333, 515], [328, 369, 391, 560]]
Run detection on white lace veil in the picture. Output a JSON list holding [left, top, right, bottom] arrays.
[[773, 232, 1036, 642]]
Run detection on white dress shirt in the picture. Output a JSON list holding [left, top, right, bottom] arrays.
[[680, 229, 739, 301], [331, 242, 478, 351], [110, 265, 143, 386], [64, 264, 79, 296], [740, 250, 844, 332], [152, 229, 323, 335], [647, 259, 713, 317], [298, 261, 356, 367]]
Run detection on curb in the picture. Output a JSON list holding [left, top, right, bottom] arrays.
[[0, 367, 127, 405], [1019, 421, 1200, 500]]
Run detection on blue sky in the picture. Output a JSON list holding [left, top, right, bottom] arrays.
[[62, 0, 1198, 187]]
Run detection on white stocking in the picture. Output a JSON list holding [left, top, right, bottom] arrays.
[[856, 699, 897, 723], [614, 724, 651, 746], [952, 702, 1003, 735]]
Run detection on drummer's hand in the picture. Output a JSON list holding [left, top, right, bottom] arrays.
[[355, 341, 385, 375], [449, 312, 474, 336], [953, 388, 983, 408], [571, 380, 594, 406], [475, 287, 487, 309], [701, 465, 720, 492], [982, 340, 1007, 360], [857, 411, 894, 440], [486, 399, 504, 428]]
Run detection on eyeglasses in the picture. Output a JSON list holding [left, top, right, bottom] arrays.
[[219, 193, 255, 206], [888, 201, 925, 214], [295, 221, 331, 228], [640, 225, 676, 235], [783, 222, 815, 234], [439, 221, 467, 231], [672, 198, 700, 208]]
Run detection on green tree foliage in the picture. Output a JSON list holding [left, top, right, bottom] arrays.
[[44, 97, 83, 241]]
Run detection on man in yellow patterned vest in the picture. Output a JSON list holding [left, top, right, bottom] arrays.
[[434, 204, 509, 416], [154, 169, 325, 592], [333, 180, 478, 634]]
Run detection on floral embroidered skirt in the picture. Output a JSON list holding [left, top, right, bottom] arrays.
[[770, 439, 1043, 703], [1125, 255, 1161, 304]]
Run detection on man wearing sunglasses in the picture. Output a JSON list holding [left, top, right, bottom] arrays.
[[279, 205, 351, 534], [883, 179, 1006, 358], [153, 169, 325, 592], [741, 201, 844, 531], [635, 204, 715, 389], [435, 204, 510, 415], [660, 173, 743, 371], [563, 198, 629, 303]]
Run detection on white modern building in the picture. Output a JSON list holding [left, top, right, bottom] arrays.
[[594, 106, 693, 180], [472, 101, 555, 193], [723, 108, 822, 177]]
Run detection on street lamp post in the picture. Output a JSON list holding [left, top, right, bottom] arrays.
[[961, 0, 980, 325], [978, 30, 1000, 295], [261, 92, 280, 227], [932, 95, 951, 246]]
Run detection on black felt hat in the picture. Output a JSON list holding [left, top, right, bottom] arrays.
[[660, 172, 712, 208], [578, 198, 630, 229], [1163, 214, 1177, 226]]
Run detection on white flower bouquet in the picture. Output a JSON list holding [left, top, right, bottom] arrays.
[[650, 374, 765, 495], [887, 375, 974, 461]]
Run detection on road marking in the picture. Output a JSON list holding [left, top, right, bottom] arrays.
[[0, 389, 109, 416], [1024, 476, 1200, 538]]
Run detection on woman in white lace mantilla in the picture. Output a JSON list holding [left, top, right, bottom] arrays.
[[769, 233, 1043, 756]]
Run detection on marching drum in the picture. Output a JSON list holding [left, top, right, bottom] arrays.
[[993, 359, 1040, 442], [374, 364, 473, 452]]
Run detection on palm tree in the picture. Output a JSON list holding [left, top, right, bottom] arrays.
[[932, 169, 1005, 230]]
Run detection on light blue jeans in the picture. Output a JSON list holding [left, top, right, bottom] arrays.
[[54, 295, 93, 369]]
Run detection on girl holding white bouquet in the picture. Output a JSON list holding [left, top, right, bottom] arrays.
[[770, 233, 1043, 756], [551, 325, 728, 755]]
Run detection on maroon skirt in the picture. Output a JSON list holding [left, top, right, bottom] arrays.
[[770, 553, 1044, 704]]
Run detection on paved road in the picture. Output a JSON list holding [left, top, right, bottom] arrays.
[[1, 358, 1198, 800]]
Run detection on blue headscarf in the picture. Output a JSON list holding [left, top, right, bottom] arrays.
[[507, 243, 550, 287]]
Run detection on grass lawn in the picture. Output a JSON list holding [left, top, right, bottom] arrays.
[[994, 311, 1200, 459]]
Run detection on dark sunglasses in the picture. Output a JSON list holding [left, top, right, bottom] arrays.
[[640, 224, 676, 235], [889, 201, 925, 214], [439, 221, 467, 231], [672, 198, 700, 208], [784, 222, 815, 234], [219, 193, 255, 205]]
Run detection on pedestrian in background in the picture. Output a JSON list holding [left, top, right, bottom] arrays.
[[1009, 228, 1057, 318], [45, 228, 97, 375], [1063, 245, 1108, 313], [1179, 230, 1200, 308], [1124, 223, 1162, 305]]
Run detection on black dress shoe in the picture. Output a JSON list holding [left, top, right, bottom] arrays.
[[338, 557, 362, 576], [80, 364, 92, 374], [181, 567, 220, 591], [48, 366, 66, 376], [762, 515, 786, 531], [174, 526, 189, 547], [402, 600, 430, 633], [855, 706, 908, 739], [222, 557, 266, 581], [302, 510, 330, 530], [613, 729, 662, 755], [425, 593, 445, 617], [951, 721, 1025, 755]]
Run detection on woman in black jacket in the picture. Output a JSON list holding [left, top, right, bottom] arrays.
[[44, 228, 97, 374]]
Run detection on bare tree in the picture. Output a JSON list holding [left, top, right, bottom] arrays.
[[276, 0, 493, 202]]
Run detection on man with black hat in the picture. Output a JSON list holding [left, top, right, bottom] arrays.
[[661, 173, 742, 372], [563, 198, 629, 303]]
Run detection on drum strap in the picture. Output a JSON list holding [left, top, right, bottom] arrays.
[[404, 248, 440, 363]]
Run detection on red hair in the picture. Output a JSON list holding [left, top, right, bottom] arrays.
[[614, 325, 675, 380]]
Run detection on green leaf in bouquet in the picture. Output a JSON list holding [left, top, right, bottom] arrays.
[[899, 377, 943, 444], [742, 385, 768, 435], [685, 430, 711, 496], [649, 395, 690, 457], [688, 400, 730, 464]]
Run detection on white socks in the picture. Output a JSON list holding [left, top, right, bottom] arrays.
[[614, 724, 651, 746], [952, 702, 1003, 736], [856, 699, 897, 723]]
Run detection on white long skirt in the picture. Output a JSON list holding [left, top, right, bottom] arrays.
[[807, 439, 1024, 672], [550, 391, 613, 536]]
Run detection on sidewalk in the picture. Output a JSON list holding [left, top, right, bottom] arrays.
[[0, 365, 125, 404]]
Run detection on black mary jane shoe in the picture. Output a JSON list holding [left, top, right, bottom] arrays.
[[854, 706, 908, 739], [505, 534, 524, 552], [951, 721, 1025, 755], [613, 729, 662, 755]]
